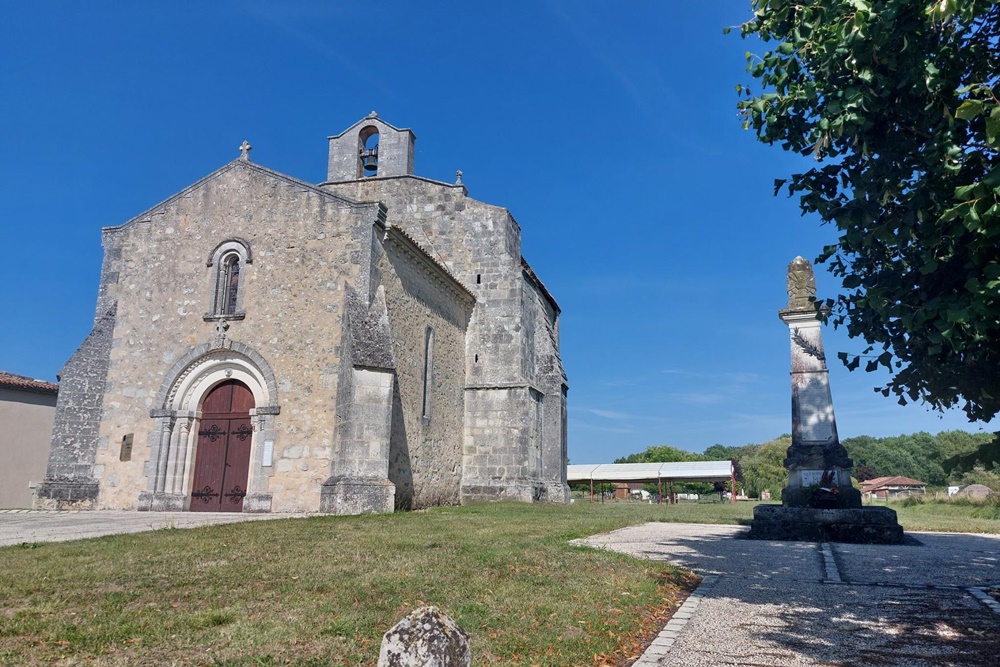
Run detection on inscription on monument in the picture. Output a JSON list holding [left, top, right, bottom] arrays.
[[797, 380, 835, 442], [799, 470, 826, 487]]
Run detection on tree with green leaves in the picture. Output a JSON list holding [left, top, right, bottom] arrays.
[[734, 1, 1000, 427], [615, 445, 705, 464], [740, 435, 790, 500]]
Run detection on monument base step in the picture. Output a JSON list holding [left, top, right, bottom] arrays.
[[747, 504, 904, 544]]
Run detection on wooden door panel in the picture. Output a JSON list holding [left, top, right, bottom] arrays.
[[220, 417, 252, 511], [190, 418, 228, 511], [230, 383, 255, 414], [201, 381, 234, 414], [191, 380, 254, 513]]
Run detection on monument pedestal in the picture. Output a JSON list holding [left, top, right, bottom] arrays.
[[748, 504, 904, 544]]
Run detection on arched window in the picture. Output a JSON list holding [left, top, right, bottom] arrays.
[[206, 239, 251, 320], [219, 253, 241, 315]]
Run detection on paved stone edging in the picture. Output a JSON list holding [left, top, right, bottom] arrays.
[[968, 586, 1000, 616], [820, 541, 842, 583], [632, 574, 720, 667], [634, 540, 841, 665]]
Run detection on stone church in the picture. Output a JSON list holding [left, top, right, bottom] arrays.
[[36, 113, 569, 514]]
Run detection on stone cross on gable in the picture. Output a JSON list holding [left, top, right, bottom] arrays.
[[239, 140, 252, 161]]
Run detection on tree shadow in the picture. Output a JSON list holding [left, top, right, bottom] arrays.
[[584, 526, 1000, 666]]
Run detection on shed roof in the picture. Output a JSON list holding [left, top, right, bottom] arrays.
[[860, 476, 927, 490], [567, 461, 733, 483]]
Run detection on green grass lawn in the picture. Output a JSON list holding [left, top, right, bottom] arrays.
[[1, 499, 996, 667], [0, 503, 697, 667]]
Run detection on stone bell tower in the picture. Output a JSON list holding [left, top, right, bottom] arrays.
[[327, 111, 416, 182]]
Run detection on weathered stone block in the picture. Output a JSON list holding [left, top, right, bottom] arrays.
[[377, 606, 470, 667], [747, 505, 904, 544], [320, 476, 395, 514]]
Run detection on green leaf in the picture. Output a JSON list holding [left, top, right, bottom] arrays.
[[986, 115, 1000, 148], [955, 99, 984, 121]]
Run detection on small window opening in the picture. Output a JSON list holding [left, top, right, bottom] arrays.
[[219, 253, 241, 315], [359, 126, 380, 178], [422, 327, 434, 420], [474, 354, 479, 363], [476, 274, 481, 284]]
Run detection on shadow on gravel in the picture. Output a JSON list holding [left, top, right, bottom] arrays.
[[604, 528, 1000, 666]]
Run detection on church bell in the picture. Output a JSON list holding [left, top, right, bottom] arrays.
[[360, 147, 379, 173]]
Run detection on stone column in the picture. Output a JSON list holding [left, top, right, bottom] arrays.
[[748, 257, 903, 543], [777, 257, 861, 509]]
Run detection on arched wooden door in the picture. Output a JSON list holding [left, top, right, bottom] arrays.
[[190, 380, 254, 512]]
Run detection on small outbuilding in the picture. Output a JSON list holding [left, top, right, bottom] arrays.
[[955, 484, 994, 499], [567, 461, 735, 503], [0, 371, 58, 508], [860, 476, 927, 500]]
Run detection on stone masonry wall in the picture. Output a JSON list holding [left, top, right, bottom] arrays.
[[380, 232, 471, 508], [319, 177, 524, 387], [323, 175, 567, 503], [90, 162, 379, 511]]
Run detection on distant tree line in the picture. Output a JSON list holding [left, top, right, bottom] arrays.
[[610, 431, 999, 501]]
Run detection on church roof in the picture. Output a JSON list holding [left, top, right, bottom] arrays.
[[0, 371, 58, 394], [110, 156, 371, 231], [384, 222, 475, 302], [521, 257, 560, 313]]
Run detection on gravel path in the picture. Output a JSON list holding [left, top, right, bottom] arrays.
[[577, 523, 1000, 666]]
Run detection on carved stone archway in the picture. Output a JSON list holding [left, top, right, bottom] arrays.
[[139, 342, 279, 512]]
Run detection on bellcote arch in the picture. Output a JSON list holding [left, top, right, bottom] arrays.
[[140, 341, 280, 513]]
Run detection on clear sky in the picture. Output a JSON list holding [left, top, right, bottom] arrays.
[[1, 1, 989, 465]]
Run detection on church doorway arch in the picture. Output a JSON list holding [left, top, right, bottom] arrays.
[[190, 380, 254, 512], [143, 343, 280, 513]]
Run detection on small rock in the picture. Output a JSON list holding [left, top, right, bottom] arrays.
[[377, 606, 470, 667]]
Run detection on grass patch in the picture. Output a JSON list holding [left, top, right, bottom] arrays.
[[0, 502, 701, 667], [886, 495, 1000, 532], [2, 499, 994, 665]]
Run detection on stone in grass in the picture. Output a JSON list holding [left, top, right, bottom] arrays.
[[377, 606, 471, 667]]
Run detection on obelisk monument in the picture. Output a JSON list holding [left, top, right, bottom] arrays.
[[748, 257, 903, 543], [777, 257, 861, 509]]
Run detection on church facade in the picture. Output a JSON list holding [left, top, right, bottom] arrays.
[[36, 113, 569, 514]]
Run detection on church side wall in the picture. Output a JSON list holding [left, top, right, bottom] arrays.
[[523, 275, 569, 500], [90, 166, 373, 511], [323, 176, 568, 503], [320, 179, 524, 386], [380, 239, 470, 509]]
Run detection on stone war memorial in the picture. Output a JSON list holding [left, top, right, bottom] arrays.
[[748, 257, 904, 543], [35, 112, 569, 515]]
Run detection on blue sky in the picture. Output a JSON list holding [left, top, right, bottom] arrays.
[[1, 1, 988, 465]]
